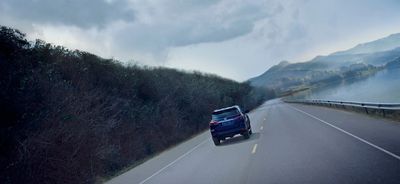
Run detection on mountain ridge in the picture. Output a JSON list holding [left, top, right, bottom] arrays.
[[332, 33, 400, 55], [249, 32, 400, 93]]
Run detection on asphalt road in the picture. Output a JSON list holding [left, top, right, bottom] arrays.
[[106, 99, 400, 184]]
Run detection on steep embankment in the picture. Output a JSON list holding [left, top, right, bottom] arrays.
[[0, 26, 273, 184]]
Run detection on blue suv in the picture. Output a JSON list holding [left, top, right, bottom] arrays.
[[209, 105, 252, 145]]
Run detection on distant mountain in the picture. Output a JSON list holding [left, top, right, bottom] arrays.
[[332, 33, 400, 55], [249, 33, 400, 93]]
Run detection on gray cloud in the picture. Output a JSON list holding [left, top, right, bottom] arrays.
[[166, 0, 400, 81], [115, 0, 276, 48], [0, 0, 278, 64], [0, 0, 134, 28], [2, 0, 399, 81]]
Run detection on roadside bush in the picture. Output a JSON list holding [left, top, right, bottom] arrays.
[[0, 26, 273, 184]]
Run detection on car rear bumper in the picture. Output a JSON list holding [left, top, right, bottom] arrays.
[[210, 126, 248, 139]]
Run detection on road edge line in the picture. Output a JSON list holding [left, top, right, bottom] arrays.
[[288, 104, 400, 161], [138, 139, 209, 184]]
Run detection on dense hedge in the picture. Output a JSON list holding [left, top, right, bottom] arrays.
[[0, 26, 274, 184]]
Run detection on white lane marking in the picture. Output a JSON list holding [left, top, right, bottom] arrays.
[[260, 126, 264, 130], [264, 118, 266, 121], [289, 105, 400, 161], [139, 139, 209, 184], [252, 144, 258, 154]]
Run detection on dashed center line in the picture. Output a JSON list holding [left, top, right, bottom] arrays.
[[252, 144, 258, 154], [260, 126, 263, 130]]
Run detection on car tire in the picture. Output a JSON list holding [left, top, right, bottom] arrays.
[[213, 137, 221, 145], [243, 130, 250, 139], [247, 117, 252, 135]]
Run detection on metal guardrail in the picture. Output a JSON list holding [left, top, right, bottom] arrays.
[[288, 99, 400, 110], [285, 99, 400, 119]]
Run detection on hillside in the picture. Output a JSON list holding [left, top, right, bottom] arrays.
[[386, 56, 400, 70], [0, 26, 274, 184], [249, 33, 400, 93]]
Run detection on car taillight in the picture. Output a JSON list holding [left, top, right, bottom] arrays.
[[210, 120, 219, 125]]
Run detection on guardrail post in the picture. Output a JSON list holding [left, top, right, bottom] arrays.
[[365, 107, 368, 114], [382, 109, 385, 117]]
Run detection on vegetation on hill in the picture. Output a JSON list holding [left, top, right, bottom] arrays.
[[0, 26, 274, 184], [250, 60, 382, 95]]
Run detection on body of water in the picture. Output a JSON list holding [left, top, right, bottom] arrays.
[[291, 69, 400, 103]]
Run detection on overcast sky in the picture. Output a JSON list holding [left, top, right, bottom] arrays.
[[1, 0, 400, 81]]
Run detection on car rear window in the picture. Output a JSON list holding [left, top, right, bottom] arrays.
[[212, 108, 240, 120]]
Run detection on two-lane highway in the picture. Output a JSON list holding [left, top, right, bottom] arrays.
[[107, 99, 400, 184]]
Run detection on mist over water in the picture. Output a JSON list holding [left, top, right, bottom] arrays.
[[292, 68, 400, 103]]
